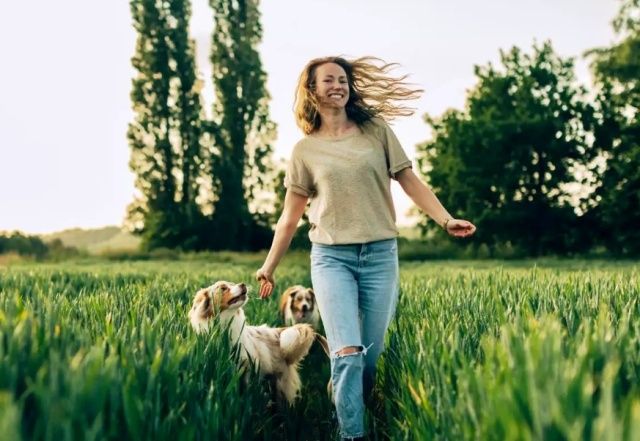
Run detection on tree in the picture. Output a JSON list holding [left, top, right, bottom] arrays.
[[205, 0, 277, 250], [0, 232, 49, 259], [586, 0, 640, 255], [417, 42, 596, 256], [128, 0, 207, 250], [270, 167, 311, 250], [167, 0, 210, 250]]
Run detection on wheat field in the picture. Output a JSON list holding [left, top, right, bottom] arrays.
[[1, 257, 639, 440]]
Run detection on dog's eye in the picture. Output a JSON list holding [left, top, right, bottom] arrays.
[[219, 284, 227, 291], [204, 297, 210, 307]]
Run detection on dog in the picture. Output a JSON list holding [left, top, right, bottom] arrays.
[[189, 280, 329, 405], [279, 285, 321, 329]]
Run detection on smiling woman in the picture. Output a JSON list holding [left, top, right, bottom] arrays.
[[255, 55, 476, 440], [315, 64, 350, 108], [292, 56, 422, 136]]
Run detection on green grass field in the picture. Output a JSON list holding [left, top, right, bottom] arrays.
[[1, 257, 639, 440]]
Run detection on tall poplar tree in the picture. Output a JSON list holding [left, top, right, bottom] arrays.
[[128, 0, 206, 250], [206, 0, 276, 250]]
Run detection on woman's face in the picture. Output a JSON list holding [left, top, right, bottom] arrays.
[[313, 62, 349, 109]]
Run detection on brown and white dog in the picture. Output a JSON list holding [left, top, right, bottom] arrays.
[[189, 281, 328, 405], [279, 285, 321, 329]]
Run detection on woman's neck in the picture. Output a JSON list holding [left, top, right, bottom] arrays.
[[316, 108, 355, 137]]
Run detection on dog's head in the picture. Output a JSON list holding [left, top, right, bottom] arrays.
[[281, 285, 316, 321], [189, 281, 248, 332]]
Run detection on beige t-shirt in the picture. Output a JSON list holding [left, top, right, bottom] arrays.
[[284, 117, 412, 245]]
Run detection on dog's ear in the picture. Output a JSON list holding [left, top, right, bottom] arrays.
[[208, 281, 226, 313], [280, 286, 296, 314], [306, 288, 315, 306], [281, 286, 298, 298], [189, 286, 217, 326], [198, 281, 225, 319], [208, 281, 222, 297], [192, 287, 208, 308]]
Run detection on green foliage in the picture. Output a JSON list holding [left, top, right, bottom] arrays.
[[612, 0, 640, 34], [380, 263, 640, 440], [0, 232, 49, 259], [270, 168, 311, 251], [127, 0, 276, 252], [0, 392, 21, 441], [0, 232, 80, 261], [0, 261, 329, 440], [205, 0, 277, 251], [586, 0, 640, 255], [418, 42, 597, 256], [128, 0, 208, 251]]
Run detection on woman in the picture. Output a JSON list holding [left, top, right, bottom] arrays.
[[256, 56, 476, 440]]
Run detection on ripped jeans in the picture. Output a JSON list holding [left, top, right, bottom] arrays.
[[310, 238, 400, 439]]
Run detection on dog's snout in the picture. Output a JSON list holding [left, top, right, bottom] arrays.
[[302, 304, 308, 312], [238, 283, 247, 294]]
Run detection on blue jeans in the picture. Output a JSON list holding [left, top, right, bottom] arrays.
[[310, 238, 400, 439]]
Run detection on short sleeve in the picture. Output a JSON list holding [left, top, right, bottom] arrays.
[[284, 145, 315, 197], [380, 120, 412, 179]]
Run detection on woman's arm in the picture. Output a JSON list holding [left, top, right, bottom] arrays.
[[396, 168, 476, 237], [256, 189, 309, 298]]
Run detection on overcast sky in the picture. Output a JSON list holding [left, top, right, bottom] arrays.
[[0, 0, 620, 234]]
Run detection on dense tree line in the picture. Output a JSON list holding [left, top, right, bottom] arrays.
[[0, 233, 78, 260], [416, 0, 639, 256]]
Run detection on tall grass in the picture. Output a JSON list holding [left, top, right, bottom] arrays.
[[380, 265, 640, 440], [0, 260, 638, 440]]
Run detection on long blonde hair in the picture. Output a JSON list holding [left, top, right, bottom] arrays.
[[293, 56, 423, 135]]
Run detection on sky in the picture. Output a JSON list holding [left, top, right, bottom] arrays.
[[0, 0, 621, 234]]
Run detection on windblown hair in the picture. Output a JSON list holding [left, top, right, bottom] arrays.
[[293, 56, 423, 135]]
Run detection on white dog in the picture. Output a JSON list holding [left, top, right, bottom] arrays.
[[279, 285, 321, 329], [189, 280, 328, 405]]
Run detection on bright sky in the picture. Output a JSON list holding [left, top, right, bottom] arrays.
[[0, 0, 619, 234]]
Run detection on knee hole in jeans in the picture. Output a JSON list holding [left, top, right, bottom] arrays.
[[335, 345, 364, 358]]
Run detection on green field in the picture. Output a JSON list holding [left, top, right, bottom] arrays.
[[1, 257, 639, 440]]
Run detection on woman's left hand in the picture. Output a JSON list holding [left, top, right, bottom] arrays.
[[446, 219, 476, 238]]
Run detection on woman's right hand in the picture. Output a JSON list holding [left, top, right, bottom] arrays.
[[256, 268, 275, 299], [254, 189, 307, 300]]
